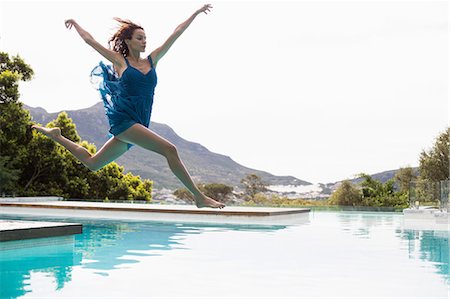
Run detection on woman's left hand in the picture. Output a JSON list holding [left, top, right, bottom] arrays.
[[196, 4, 212, 15]]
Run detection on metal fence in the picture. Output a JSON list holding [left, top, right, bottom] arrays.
[[409, 180, 449, 211]]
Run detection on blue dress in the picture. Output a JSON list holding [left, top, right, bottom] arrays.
[[90, 55, 157, 149]]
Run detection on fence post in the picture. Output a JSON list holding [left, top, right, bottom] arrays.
[[440, 180, 449, 212]]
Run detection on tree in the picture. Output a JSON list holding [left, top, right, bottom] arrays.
[[19, 130, 66, 195], [123, 172, 152, 201], [328, 180, 362, 206], [133, 179, 153, 201], [86, 163, 116, 200], [395, 167, 417, 194], [47, 113, 92, 198], [47, 112, 81, 143], [356, 173, 408, 208], [414, 178, 440, 203], [173, 183, 232, 203], [0, 52, 34, 194], [241, 174, 267, 199], [0, 156, 20, 195], [419, 128, 449, 181], [173, 188, 193, 201], [201, 183, 233, 201], [327, 174, 408, 208], [0, 102, 34, 193], [358, 173, 395, 198], [0, 52, 34, 104]]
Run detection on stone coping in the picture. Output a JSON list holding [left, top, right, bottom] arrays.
[[0, 196, 62, 202], [0, 201, 310, 217], [0, 220, 82, 242]]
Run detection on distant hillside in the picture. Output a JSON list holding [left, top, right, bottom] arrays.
[[25, 102, 311, 189], [345, 168, 419, 185], [319, 168, 420, 195]]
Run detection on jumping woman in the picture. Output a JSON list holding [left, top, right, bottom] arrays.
[[32, 4, 225, 209]]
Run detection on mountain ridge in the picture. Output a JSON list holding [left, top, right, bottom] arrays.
[[341, 168, 419, 185]]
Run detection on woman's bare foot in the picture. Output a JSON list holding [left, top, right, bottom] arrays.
[[195, 195, 225, 209], [31, 125, 62, 141]]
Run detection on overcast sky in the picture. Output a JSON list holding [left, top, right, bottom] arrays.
[[1, 0, 448, 184]]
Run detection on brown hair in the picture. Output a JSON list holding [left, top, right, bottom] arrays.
[[109, 18, 144, 57]]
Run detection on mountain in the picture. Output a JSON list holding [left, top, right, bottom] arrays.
[[24, 102, 311, 190], [342, 168, 419, 185]]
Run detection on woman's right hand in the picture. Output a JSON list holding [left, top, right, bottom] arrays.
[[64, 19, 77, 30], [195, 4, 212, 15]]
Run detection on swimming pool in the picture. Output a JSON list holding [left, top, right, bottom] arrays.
[[1, 211, 448, 298]]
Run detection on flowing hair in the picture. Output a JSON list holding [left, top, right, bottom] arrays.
[[109, 18, 144, 57]]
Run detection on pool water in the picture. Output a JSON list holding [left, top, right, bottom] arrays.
[[0, 211, 448, 298]]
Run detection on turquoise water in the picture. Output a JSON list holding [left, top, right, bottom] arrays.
[[0, 211, 448, 298]]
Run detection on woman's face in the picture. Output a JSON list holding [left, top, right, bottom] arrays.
[[126, 29, 146, 52]]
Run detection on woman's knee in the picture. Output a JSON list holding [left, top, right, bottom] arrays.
[[164, 143, 178, 157], [84, 156, 102, 172]]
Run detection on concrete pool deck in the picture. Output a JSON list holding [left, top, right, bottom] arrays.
[[0, 200, 310, 225], [0, 219, 82, 242]]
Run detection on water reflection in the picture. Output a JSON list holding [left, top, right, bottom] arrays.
[[336, 211, 398, 238], [0, 215, 288, 299], [397, 229, 449, 284], [75, 219, 290, 271], [335, 212, 449, 284], [0, 238, 76, 299]]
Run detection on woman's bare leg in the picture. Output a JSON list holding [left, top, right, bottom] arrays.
[[116, 123, 225, 209], [31, 125, 128, 171]]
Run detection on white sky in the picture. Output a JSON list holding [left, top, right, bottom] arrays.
[[0, 0, 448, 184]]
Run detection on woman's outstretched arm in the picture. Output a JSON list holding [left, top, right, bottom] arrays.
[[151, 4, 212, 67], [65, 19, 124, 66]]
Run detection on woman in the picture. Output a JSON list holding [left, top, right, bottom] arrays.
[[32, 4, 225, 209]]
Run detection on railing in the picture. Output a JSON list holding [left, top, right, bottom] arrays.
[[440, 180, 449, 211], [409, 180, 449, 211]]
